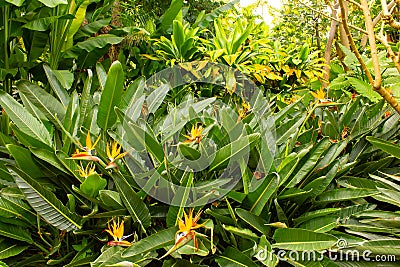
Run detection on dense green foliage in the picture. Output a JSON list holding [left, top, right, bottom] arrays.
[[0, 0, 400, 266]]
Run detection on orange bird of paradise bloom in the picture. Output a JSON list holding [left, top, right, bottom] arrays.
[[183, 124, 204, 144], [105, 141, 130, 169], [105, 218, 132, 247], [68, 131, 101, 161], [77, 162, 96, 179], [159, 209, 205, 259], [238, 101, 251, 121], [310, 88, 333, 105]]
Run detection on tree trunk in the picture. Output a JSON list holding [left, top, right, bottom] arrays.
[[322, 2, 339, 89]]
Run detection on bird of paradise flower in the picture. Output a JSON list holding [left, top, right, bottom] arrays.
[[159, 208, 206, 259], [104, 217, 132, 247]]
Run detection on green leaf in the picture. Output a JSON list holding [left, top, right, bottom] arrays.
[[122, 227, 177, 257], [43, 65, 70, 107], [273, 228, 338, 251], [195, 0, 239, 29], [354, 239, 400, 256], [235, 208, 269, 235], [216, 246, 258, 267], [37, 0, 67, 8], [119, 116, 164, 164], [23, 16, 59, 31], [166, 171, 194, 227], [9, 124, 51, 150], [0, 242, 28, 260], [75, 18, 111, 39], [286, 138, 330, 188], [56, 151, 83, 182], [209, 133, 260, 171], [178, 143, 201, 160], [299, 216, 338, 233], [0, 196, 37, 225], [119, 76, 145, 112], [28, 30, 48, 61], [246, 173, 279, 216], [7, 144, 43, 179], [7, 166, 82, 231], [367, 136, 400, 159], [146, 84, 170, 114], [99, 190, 124, 210], [96, 63, 107, 90], [294, 208, 340, 226], [223, 225, 258, 241], [79, 70, 93, 126], [0, 90, 52, 146], [160, 0, 184, 31], [111, 174, 151, 233], [80, 173, 107, 198], [0, 222, 33, 243], [5, 0, 25, 7], [69, 34, 124, 53], [97, 60, 125, 130], [347, 77, 381, 102], [0, 69, 18, 81], [317, 189, 380, 203], [17, 80, 66, 125]]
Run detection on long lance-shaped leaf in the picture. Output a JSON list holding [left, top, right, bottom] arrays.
[[215, 246, 258, 267], [97, 60, 125, 130], [0, 243, 28, 260], [273, 228, 338, 251], [43, 65, 70, 107], [246, 173, 279, 216], [38, 0, 67, 8], [79, 69, 93, 126], [159, 0, 184, 32], [7, 165, 82, 231], [367, 136, 400, 159], [0, 222, 33, 243], [111, 173, 151, 233], [0, 90, 52, 146], [122, 227, 177, 257], [166, 170, 194, 227], [209, 133, 260, 171]]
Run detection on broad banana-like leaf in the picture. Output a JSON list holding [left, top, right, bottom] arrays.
[[43, 65, 70, 107], [38, 0, 67, 8], [0, 242, 28, 260], [123, 227, 177, 257], [215, 246, 258, 267], [111, 173, 151, 233], [273, 228, 338, 251], [7, 166, 82, 231], [0, 90, 52, 146], [367, 136, 400, 159], [17, 80, 66, 126], [97, 61, 125, 130], [159, 0, 184, 32]]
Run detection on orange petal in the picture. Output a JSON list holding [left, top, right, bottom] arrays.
[[68, 154, 100, 161], [107, 240, 132, 247], [105, 161, 118, 170]]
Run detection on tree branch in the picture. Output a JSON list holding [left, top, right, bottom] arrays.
[[300, 1, 368, 34], [338, 0, 374, 84], [323, 2, 339, 89], [361, 0, 400, 114], [361, 0, 397, 47]]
